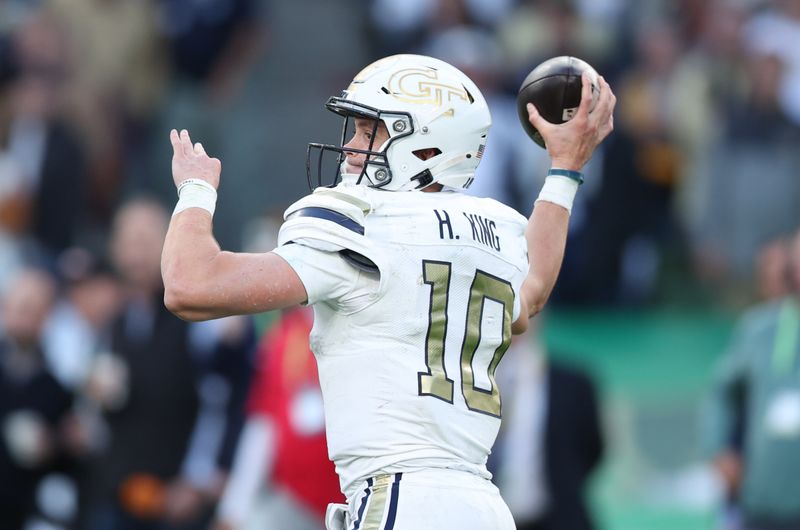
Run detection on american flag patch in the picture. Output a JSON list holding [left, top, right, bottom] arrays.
[[476, 144, 486, 159]]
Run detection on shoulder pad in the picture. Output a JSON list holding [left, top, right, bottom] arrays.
[[277, 186, 380, 267], [284, 186, 372, 226]]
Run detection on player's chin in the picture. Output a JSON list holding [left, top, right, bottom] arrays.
[[343, 163, 363, 175]]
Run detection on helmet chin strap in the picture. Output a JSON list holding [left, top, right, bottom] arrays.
[[427, 152, 473, 175], [339, 136, 474, 191], [351, 153, 473, 190]]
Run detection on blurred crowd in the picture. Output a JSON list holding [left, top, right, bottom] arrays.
[[1, 0, 800, 529], [379, 0, 800, 307]]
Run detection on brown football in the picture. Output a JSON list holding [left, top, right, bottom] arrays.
[[517, 56, 599, 148]]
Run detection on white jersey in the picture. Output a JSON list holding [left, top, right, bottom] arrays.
[[274, 184, 529, 498]]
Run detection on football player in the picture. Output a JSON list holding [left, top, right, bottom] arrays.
[[162, 54, 615, 530]]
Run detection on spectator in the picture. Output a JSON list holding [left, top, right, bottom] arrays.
[[497, 0, 617, 78], [0, 267, 73, 529], [755, 237, 793, 303], [744, 0, 800, 127], [146, 0, 266, 249], [494, 330, 604, 530], [695, 11, 800, 287], [365, 0, 516, 57], [709, 235, 793, 530], [704, 229, 800, 529], [213, 307, 342, 530], [81, 198, 252, 530], [669, 0, 751, 263], [47, 0, 166, 231], [575, 16, 683, 305], [0, 9, 88, 261], [43, 247, 121, 391]]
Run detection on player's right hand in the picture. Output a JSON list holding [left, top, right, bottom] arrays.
[[526, 72, 616, 172], [170, 129, 222, 190]]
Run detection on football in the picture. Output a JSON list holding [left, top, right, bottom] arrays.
[[517, 56, 599, 148]]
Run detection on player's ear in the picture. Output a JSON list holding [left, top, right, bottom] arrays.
[[412, 148, 441, 161]]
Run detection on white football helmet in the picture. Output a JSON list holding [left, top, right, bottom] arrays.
[[307, 54, 492, 191]]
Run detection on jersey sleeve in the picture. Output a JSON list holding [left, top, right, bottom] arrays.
[[275, 186, 387, 308], [271, 244, 361, 306]]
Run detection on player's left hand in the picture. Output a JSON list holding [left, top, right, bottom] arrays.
[[170, 129, 222, 190]]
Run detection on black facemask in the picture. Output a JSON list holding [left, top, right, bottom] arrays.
[[306, 96, 414, 190]]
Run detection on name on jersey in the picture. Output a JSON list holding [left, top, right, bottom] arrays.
[[433, 209, 501, 251]]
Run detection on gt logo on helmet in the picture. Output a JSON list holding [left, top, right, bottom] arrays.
[[388, 68, 470, 109]]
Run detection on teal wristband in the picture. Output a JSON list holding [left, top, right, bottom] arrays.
[[548, 168, 584, 185]]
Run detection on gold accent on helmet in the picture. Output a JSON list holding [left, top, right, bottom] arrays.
[[387, 67, 470, 108]]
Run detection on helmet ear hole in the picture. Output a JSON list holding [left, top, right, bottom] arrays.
[[413, 148, 441, 161]]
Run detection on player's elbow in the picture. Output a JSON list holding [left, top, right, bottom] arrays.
[[528, 298, 547, 318], [163, 275, 207, 321], [163, 280, 191, 320], [519, 282, 548, 321]]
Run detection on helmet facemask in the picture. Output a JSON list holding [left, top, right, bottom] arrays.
[[307, 98, 420, 190]]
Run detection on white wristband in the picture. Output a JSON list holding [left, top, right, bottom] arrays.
[[535, 175, 579, 214], [173, 178, 217, 217]]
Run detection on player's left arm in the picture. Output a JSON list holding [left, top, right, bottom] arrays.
[[512, 201, 569, 334], [161, 129, 308, 322], [513, 74, 616, 333]]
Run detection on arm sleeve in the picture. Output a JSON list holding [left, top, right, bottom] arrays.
[[271, 243, 361, 306]]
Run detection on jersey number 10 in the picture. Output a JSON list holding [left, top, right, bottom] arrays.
[[418, 260, 514, 418]]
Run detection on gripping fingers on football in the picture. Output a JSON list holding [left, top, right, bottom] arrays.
[[566, 71, 594, 126], [594, 76, 616, 140], [585, 76, 615, 142], [526, 102, 543, 131], [525, 71, 595, 135]]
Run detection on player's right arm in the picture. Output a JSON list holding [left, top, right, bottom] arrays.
[[513, 73, 616, 333], [162, 129, 308, 321]]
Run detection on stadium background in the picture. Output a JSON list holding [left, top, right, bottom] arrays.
[[1, 0, 799, 529]]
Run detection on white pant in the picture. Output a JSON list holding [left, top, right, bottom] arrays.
[[335, 469, 515, 530]]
